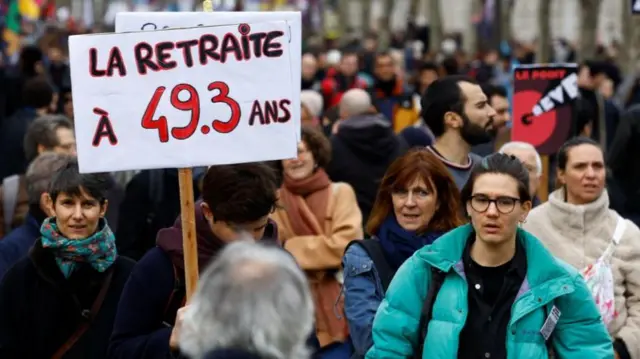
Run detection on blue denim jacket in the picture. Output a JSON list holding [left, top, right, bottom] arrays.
[[342, 243, 386, 357]]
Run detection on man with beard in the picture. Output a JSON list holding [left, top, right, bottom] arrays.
[[369, 52, 419, 133], [422, 76, 497, 189], [471, 84, 511, 157]]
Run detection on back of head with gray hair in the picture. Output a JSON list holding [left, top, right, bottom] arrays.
[[25, 152, 74, 204], [498, 141, 542, 176], [179, 239, 314, 359], [339, 88, 372, 119], [23, 115, 73, 163]]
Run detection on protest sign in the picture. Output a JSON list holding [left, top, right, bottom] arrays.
[[512, 64, 579, 155], [115, 11, 302, 140], [69, 21, 297, 174]]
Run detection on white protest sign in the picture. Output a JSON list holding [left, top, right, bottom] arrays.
[[116, 11, 302, 140], [69, 21, 297, 173]]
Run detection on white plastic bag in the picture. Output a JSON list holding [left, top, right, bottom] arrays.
[[581, 215, 626, 325]]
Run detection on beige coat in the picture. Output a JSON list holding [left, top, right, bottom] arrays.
[[271, 182, 363, 271], [523, 189, 640, 359], [270, 181, 363, 346]]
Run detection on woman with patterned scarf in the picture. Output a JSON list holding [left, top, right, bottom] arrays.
[[270, 126, 364, 348], [0, 159, 135, 359]]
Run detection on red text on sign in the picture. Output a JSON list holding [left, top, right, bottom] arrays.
[[141, 81, 242, 142]]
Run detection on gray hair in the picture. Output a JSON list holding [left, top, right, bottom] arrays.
[[25, 152, 74, 204], [339, 89, 372, 118], [179, 239, 314, 359], [498, 141, 542, 176], [23, 115, 73, 163]]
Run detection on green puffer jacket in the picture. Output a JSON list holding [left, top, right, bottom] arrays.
[[366, 224, 613, 359]]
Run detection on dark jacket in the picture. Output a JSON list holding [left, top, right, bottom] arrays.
[[0, 240, 135, 358], [108, 203, 279, 359], [116, 169, 201, 261], [0, 209, 43, 281], [327, 114, 408, 223], [0, 107, 39, 180]]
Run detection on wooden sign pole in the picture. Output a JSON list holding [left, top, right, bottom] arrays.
[[538, 155, 550, 203], [179, 0, 215, 301], [179, 167, 199, 299]]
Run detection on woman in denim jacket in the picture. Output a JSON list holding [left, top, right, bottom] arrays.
[[341, 149, 464, 357]]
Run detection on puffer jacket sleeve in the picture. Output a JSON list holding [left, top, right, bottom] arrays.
[[283, 183, 363, 270], [366, 255, 429, 358], [614, 221, 640, 359], [552, 272, 614, 359]]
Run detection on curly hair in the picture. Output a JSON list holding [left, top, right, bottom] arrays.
[[300, 126, 332, 169]]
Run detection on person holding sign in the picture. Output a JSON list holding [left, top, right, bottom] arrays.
[[108, 163, 280, 359], [0, 159, 135, 359], [366, 154, 612, 359]]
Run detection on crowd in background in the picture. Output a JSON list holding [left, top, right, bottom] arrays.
[[1, 7, 640, 359]]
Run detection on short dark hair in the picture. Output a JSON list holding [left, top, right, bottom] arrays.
[[23, 76, 54, 109], [419, 61, 439, 73], [24, 115, 73, 162], [481, 84, 507, 101], [301, 126, 331, 169], [48, 159, 110, 205], [19, 45, 43, 77], [201, 163, 278, 224], [421, 75, 477, 137], [461, 153, 532, 205], [441, 57, 459, 76], [557, 136, 601, 171]]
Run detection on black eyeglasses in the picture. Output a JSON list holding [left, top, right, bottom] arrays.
[[470, 195, 520, 214]]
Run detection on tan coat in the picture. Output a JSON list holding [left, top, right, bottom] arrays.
[[272, 182, 364, 271], [271, 181, 363, 346], [523, 189, 640, 359]]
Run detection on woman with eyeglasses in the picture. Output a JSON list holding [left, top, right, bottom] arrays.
[[524, 137, 640, 359], [366, 153, 612, 359], [341, 148, 463, 358]]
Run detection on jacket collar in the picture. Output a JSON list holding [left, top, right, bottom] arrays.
[[416, 224, 573, 289], [28, 239, 111, 298], [546, 188, 610, 232]]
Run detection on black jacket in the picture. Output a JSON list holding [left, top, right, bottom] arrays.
[[0, 240, 135, 358], [327, 114, 408, 223]]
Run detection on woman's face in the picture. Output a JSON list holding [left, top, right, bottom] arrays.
[[282, 141, 315, 180], [558, 144, 605, 205], [391, 177, 438, 232], [49, 188, 107, 240], [467, 173, 530, 246]]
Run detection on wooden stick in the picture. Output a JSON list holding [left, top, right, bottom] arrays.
[[538, 155, 550, 203], [178, 168, 199, 299]]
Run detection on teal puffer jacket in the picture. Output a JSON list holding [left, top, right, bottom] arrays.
[[366, 225, 613, 359]]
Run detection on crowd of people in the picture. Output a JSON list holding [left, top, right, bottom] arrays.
[[1, 18, 640, 359]]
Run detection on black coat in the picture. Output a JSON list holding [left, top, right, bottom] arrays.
[[0, 240, 135, 358]]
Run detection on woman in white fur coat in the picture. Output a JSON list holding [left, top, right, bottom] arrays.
[[524, 137, 640, 359]]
